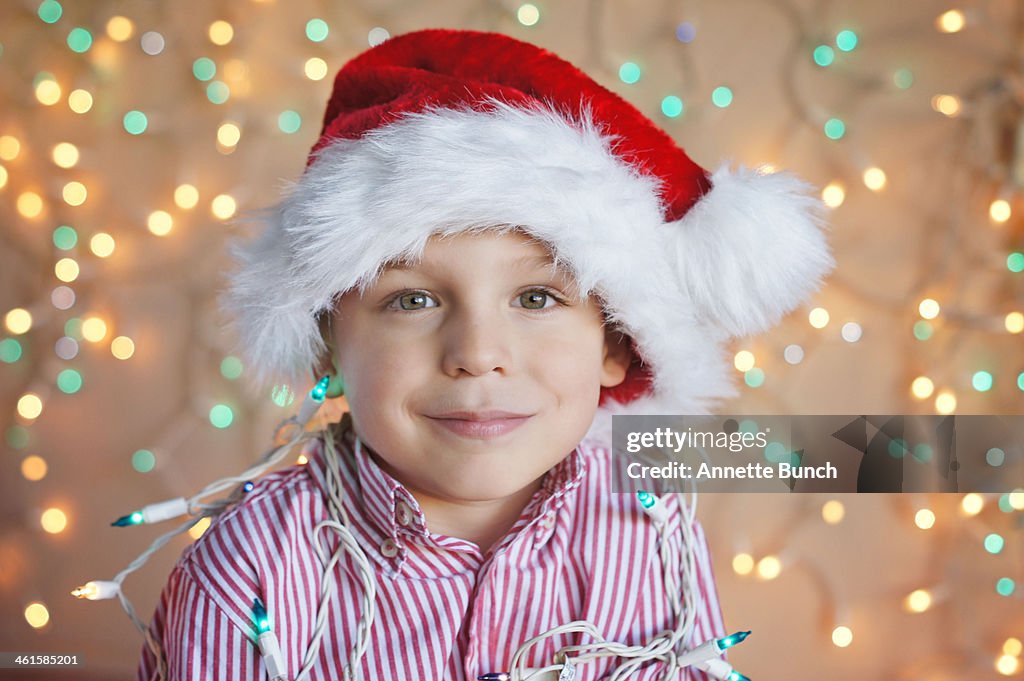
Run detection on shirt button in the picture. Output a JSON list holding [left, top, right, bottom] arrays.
[[380, 538, 399, 558], [396, 501, 413, 527]]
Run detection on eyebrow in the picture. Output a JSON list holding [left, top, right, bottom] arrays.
[[386, 253, 568, 275]]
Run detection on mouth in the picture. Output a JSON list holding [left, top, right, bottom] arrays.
[[425, 410, 534, 440]]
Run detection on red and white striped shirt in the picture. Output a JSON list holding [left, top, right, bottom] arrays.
[[137, 414, 726, 680]]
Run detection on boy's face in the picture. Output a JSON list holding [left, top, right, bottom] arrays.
[[322, 229, 631, 503]]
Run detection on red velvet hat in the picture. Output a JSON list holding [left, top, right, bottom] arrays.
[[223, 29, 833, 442]]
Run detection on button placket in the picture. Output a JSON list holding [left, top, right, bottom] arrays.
[[380, 537, 400, 558]]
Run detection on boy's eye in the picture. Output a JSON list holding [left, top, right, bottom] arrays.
[[393, 292, 437, 311], [517, 290, 557, 310]]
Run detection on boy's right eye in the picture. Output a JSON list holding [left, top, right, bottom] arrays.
[[389, 291, 438, 311]]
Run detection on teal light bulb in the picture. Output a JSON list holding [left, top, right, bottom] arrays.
[[637, 491, 656, 509], [718, 630, 752, 649]]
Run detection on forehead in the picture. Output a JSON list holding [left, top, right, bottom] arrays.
[[382, 230, 572, 277]]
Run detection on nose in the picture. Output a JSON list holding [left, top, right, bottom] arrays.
[[440, 305, 514, 377]]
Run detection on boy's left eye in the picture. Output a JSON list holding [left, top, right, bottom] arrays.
[[516, 290, 559, 310]]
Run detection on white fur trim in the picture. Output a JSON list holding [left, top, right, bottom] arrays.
[[669, 164, 834, 337], [221, 100, 829, 419]]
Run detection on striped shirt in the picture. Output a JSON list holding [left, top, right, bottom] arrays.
[[137, 413, 726, 680]]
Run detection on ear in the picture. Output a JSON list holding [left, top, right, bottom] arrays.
[[310, 312, 346, 397], [600, 327, 632, 388]]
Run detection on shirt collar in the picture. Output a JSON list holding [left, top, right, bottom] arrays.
[[309, 413, 588, 563]]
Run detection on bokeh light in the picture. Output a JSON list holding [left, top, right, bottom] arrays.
[[832, 626, 853, 647], [21, 455, 48, 481], [41, 508, 68, 533], [822, 500, 845, 524], [212, 194, 237, 219], [935, 390, 957, 414], [732, 553, 754, 575], [54, 257, 80, 282], [24, 602, 50, 628], [6, 308, 33, 335], [822, 182, 845, 208], [52, 142, 79, 168], [809, 307, 830, 328], [904, 589, 932, 613], [210, 404, 234, 428], [863, 167, 887, 191], [517, 3, 540, 26], [208, 20, 234, 46], [733, 351, 755, 372], [147, 210, 173, 236], [911, 376, 935, 399], [106, 16, 134, 42], [960, 493, 983, 516], [81, 317, 108, 343], [304, 57, 327, 80], [756, 555, 781, 580], [937, 9, 966, 33], [175, 184, 199, 209], [111, 336, 135, 360], [914, 508, 936, 529], [17, 191, 44, 219]]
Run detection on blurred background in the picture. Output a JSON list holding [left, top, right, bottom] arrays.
[[1, 0, 1022, 679]]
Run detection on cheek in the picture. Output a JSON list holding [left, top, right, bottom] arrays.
[[532, 323, 607, 390], [336, 331, 430, 403]]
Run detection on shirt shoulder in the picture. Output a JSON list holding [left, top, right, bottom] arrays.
[[171, 449, 328, 638]]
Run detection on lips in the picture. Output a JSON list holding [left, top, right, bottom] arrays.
[[425, 410, 534, 440]]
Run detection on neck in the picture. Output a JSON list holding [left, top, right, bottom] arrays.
[[410, 479, 543, 555]]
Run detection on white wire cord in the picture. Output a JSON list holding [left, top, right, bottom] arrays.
[[103, 413, 317, 681], [109, 403, 721, 681], [292, 425, 377, 681], [500, 487, 703, 681]]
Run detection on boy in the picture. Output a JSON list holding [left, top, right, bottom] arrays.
[[137, 28, 831, 680]]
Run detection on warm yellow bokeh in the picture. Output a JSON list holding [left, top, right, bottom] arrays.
[[732, 553, 754, 575], [5, 308, 33, 335], [17, 393, 43, 420], [822, 182, 845, 208], [959, 493, 983, 516], [209, 20, 234, 45], [54, 258, 80, 283], [904, 589, 932, 613], [217, 122, 241, 147], [111, 336, 135, 360], [809, 307, 830, 328], [68, 89, 94, 113], [0, 135, 21, 160], [911, 376, 935, 400], [106, 15, 134, 41], [24, 603, 50, 628], [212, 194, 237, 219], [90, 233, 116, 258], [17, 191, 44, 219], [304, 57, 328, 80], [35, 79, 62, 106], [937, 9, 965, 33], [41, 508, 68, 534], [863, 167, 887, 191], [935, 391, 957, 414], [148, 210, 173, 236], [21, 455, 48, 481], [733, 350, 755, 372], [63, 181, 88, 206], [756, 555, 781, 580], [52, 142, 80, 168], [822, 500, 845, 524], [82, 317, 109, 343]]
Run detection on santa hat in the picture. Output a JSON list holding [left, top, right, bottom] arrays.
[[222, 28, 833, 443]]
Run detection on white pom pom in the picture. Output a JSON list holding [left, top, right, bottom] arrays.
[[668, 163, 835, 337]]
